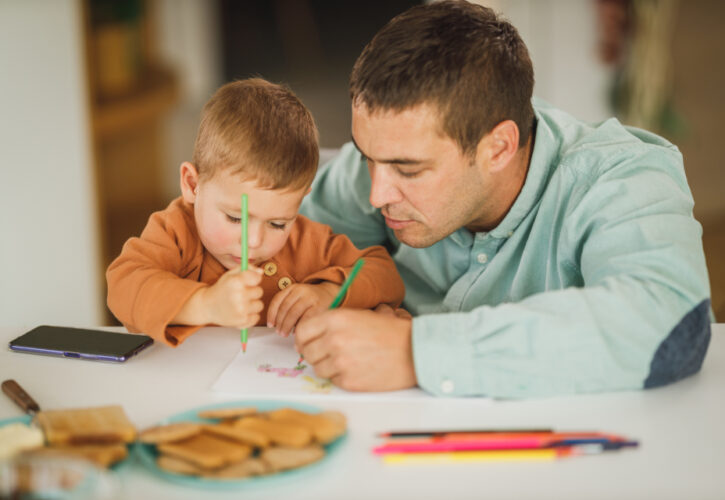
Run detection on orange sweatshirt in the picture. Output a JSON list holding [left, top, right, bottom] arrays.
[[107, 197, 405, 346]]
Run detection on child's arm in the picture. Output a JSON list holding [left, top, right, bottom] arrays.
[[172, 266, 264, 328], [266, 217, 405, 335], [107, 200, 262, 346]]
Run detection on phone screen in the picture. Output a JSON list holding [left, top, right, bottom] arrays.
[[8, 325, 154, 362]]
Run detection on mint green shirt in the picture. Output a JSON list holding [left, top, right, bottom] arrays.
[[301, 100, 711, 398]]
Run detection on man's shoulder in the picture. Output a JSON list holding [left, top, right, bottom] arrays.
[[534, 101, 683, 183]]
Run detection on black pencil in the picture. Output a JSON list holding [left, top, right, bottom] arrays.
[[378, 428, 554, 438]]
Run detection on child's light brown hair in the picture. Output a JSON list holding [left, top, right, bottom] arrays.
[[192, 78, 319, 190]]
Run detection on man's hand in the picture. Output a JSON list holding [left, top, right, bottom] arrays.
[[267, 282, 340, 336], [174, 266, 264, 328], [294, 309, 417, 392]]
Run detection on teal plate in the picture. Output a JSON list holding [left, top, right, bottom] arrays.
[[0, 415, 131, 471], [134, 400, 347, 489], [0, 415, 31, 427]]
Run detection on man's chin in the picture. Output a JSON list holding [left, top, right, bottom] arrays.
[[392, 227, 436, 248]]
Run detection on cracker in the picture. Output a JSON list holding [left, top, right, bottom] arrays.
[[157, 454, 206, 476], [260, 444, 325, 472], [197, 407, 257, 420], [23, 443, 128, 467], [267, 408, 346, 444], [35, 405, 136, 445], [210, 458, 270, 479], [203, 423, 270, 448], [234, 416, 312, 448], [139, 422, 202, 444], [157, 432, 252, 469]]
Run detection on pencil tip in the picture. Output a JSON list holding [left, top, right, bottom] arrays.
[[242, 342, 247, 353]]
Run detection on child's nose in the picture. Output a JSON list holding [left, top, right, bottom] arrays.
[[247, 221, 264, 249]]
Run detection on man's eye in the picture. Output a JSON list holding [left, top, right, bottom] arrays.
[[226, 214, 241, 223], [397, 168, 420, 178], [269, 222, 286, 230]]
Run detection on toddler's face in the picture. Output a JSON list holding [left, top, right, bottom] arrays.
[[192, 169, 307, 270]]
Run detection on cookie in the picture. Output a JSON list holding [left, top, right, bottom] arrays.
[[197, 407, 258, 420], [139, 422, 202, 444], [210, 458, 270, 479], [260, 444, 325, 472], [157, 454, 206, 476], [203, 423, 270, 448], [23, 443, 128, 467], [157, 432, 252, 469], [35, 405, 136, 445], [267, 408, 346, 444], [234, 417, 312, 448]]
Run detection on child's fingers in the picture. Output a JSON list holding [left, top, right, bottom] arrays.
[[274, 291, 305, 336], [277, 298, 313, 336], [240, 268, 263, 286], [266, 286, 294, 328]]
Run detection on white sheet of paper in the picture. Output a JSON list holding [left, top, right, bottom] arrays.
[[211, 327, 437, 399]]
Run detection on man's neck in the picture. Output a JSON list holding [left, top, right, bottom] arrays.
[[466, 130, 535, 233]]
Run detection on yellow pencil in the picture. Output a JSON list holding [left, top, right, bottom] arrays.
[[382, 448, 565, 465]]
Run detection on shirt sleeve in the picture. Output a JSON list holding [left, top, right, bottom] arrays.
[[106, 206, 207, 346], [301, 142, 390, 249], [413, 153, 711, 398], [299, 228, 405, 309]]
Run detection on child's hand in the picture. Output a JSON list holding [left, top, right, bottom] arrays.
[[202, 266, 264, 328], [267, 282, 340, 336]]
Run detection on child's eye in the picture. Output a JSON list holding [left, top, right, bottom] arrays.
[[226, 214, 241, 223], [269, 222, 287, 230]]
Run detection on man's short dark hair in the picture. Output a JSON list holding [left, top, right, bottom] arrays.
[[350, 0, 535, 154]]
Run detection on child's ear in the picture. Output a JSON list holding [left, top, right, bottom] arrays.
[[180, 162, 200, 203]]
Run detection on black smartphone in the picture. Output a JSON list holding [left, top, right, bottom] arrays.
[[8, 325, 154, 362]]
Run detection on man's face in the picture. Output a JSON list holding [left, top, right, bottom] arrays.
[[192, 170, 306, 270], [351, 103, 496, 248]]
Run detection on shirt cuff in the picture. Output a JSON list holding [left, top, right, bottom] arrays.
[[411, 314, 479, 397]]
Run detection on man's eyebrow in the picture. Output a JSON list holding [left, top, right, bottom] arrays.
[[350, 135, 424, 166]]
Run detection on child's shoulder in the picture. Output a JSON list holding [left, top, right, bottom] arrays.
[[290, 214, 334, 238], [143, 197, 197, 237]]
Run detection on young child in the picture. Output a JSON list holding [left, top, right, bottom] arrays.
[[106, 78, 405, 346]]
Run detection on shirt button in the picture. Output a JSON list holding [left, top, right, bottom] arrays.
[[477, 253, 488, 264], [441, 380, 455, 394], [507, 231, 513, 238], [263, 262, 277, 276], [278, 277, 292, 290]]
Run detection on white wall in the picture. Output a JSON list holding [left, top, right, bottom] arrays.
[[484, 0, 613, 123], [0, 0, 102, 328], [157, 0, 224, 201]]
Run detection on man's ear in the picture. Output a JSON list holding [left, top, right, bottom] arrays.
[[474, 120, 520, 174], [180, 162, 200, 203]]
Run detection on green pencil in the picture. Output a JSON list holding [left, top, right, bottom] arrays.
[[241, 193, 249, 352], [298, 258, 365, 364]]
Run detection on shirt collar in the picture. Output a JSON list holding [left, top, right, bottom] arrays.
[[488, 105, 559, 239]]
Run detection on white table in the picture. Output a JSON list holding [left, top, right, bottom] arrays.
[[2, 325, 724, 500]]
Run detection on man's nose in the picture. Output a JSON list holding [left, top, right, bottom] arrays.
[[368, 164, 403, 208]]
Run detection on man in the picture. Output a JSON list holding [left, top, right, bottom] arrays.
[[296, 0, 711, 398]]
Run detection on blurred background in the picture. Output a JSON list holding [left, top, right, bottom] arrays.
[[1, 0, 723, 327]]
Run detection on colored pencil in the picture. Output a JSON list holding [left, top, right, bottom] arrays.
[[378, 429, 554, 438], [330, 259, 365, 308], [382, 448, 570, 465], [298, 258, 365, 364], [241, 193, 249, 352], [373, 435, 631, 454]]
